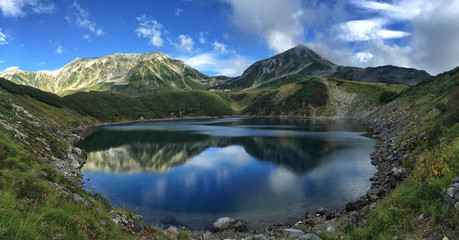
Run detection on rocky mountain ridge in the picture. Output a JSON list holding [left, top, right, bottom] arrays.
[[217, 45, 431, 90], [0, 52, 219, 96], [1, 45, 431, 96]]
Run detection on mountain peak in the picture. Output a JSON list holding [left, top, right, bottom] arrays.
[[282, 45, 328, 62]]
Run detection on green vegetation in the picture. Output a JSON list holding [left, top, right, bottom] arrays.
[[0, 82, 128, 239], [243, 78, 328, 116], [345, 67, 459, 239], [64, 90, 234, 122], [0, 78, 64, 108]]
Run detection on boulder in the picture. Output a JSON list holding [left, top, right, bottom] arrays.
[[73, 147, 82, 157], [133, 220, 144, 232], [70, 160, 80, 169], [72, 193, 92, 206], [299, 233, 322, 240], [212, 217, 247, 232], [346, 198, 366, 211], [316, 207, 325, 215], [165, 226, 179, 238], [39, 171, 49, 178], [283, 228, 303, 238], [388, 175, 398, 188], [447, 185, 459, 198]]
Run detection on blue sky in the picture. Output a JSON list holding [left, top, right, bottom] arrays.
[[1, 0, 459, 76]]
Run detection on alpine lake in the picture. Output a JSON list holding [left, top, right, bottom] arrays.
[[78, 118, 377, 229]]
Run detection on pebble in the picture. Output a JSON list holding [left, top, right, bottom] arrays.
[[418, 213, 424, 220]]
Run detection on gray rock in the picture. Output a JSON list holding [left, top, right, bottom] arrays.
[[133, 220, 144, 232], [73, 147, 82, 156], [282, 228, 303, 237], [67, 153, 76, 162], [346, 198, 365, 211], [39, 171, 48, 177], [442, 194, 455, 205], [316, 207, 325, 215], [70, 160, 80, 169], [418, 213, 424, 220], [212, 217, 247, 232], [454, 191, 459, 200], [326, 225, 335, 232], [72, 193, 91, 206], [455, 202, 459, 211], [299, 233, 322, 240], [165, 226, 179, 238], [242, 234, 268, 240], [202, 231, 211, 239], [25, 169, 37, 175], [453, 177, 459, 183], [51, 156, 62, 162], [447, 185, 459, 198], [112, 217, 120, 224]]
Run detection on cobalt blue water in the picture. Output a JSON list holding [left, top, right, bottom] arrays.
[[79, 118, 377, 228]]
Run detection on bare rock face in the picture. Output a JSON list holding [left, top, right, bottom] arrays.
[[212, 217, 247, 232]]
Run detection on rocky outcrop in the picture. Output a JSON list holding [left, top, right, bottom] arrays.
[[442, 177, 459, 212]]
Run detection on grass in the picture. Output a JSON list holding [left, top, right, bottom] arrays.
[[64, 90, 234, 122], [243, 78, 328, 116], [343, 68, 459, 239]]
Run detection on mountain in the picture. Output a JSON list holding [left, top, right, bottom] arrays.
[[217, 45, 431, 90], [0, 52, 220, 96]]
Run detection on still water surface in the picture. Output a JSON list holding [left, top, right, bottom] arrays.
[[79, 118, 377, 228]]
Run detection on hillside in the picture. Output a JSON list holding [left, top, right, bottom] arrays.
[[217, 45, 430, 91], [0, 52, 220, 96]]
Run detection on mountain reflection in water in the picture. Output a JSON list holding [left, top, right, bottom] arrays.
[[79, 118, 377, 228]]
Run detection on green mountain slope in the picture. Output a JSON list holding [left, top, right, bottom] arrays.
[[0, 52, 221, 96]]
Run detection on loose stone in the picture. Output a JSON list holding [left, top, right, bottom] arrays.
[[282, 228, 303, 238]]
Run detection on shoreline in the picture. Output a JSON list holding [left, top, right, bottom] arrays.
[[64, 114, 403, 237]]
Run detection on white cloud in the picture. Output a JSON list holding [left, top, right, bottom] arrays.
[[174, 35, 194, 52], [223, 0, 304, 53], [3, 66, 19, 72], [55, 45, 63, 54], [351, 0, 459, 74], [136, 15, 164, 47], [0, 60, 5, 64], [301, 0, 459, 75], [82, 34, 90, 41], [0, 29, 7, 44], [0, 0, 54, 18], [337, 19, 411, 42], [199, 32, 206, 44], [71, 1, 104, 36], [175, 8, 183, 16], [213, 40, 228, 54], [178, 42, 251, 76], [353, 52, 374, 63]]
